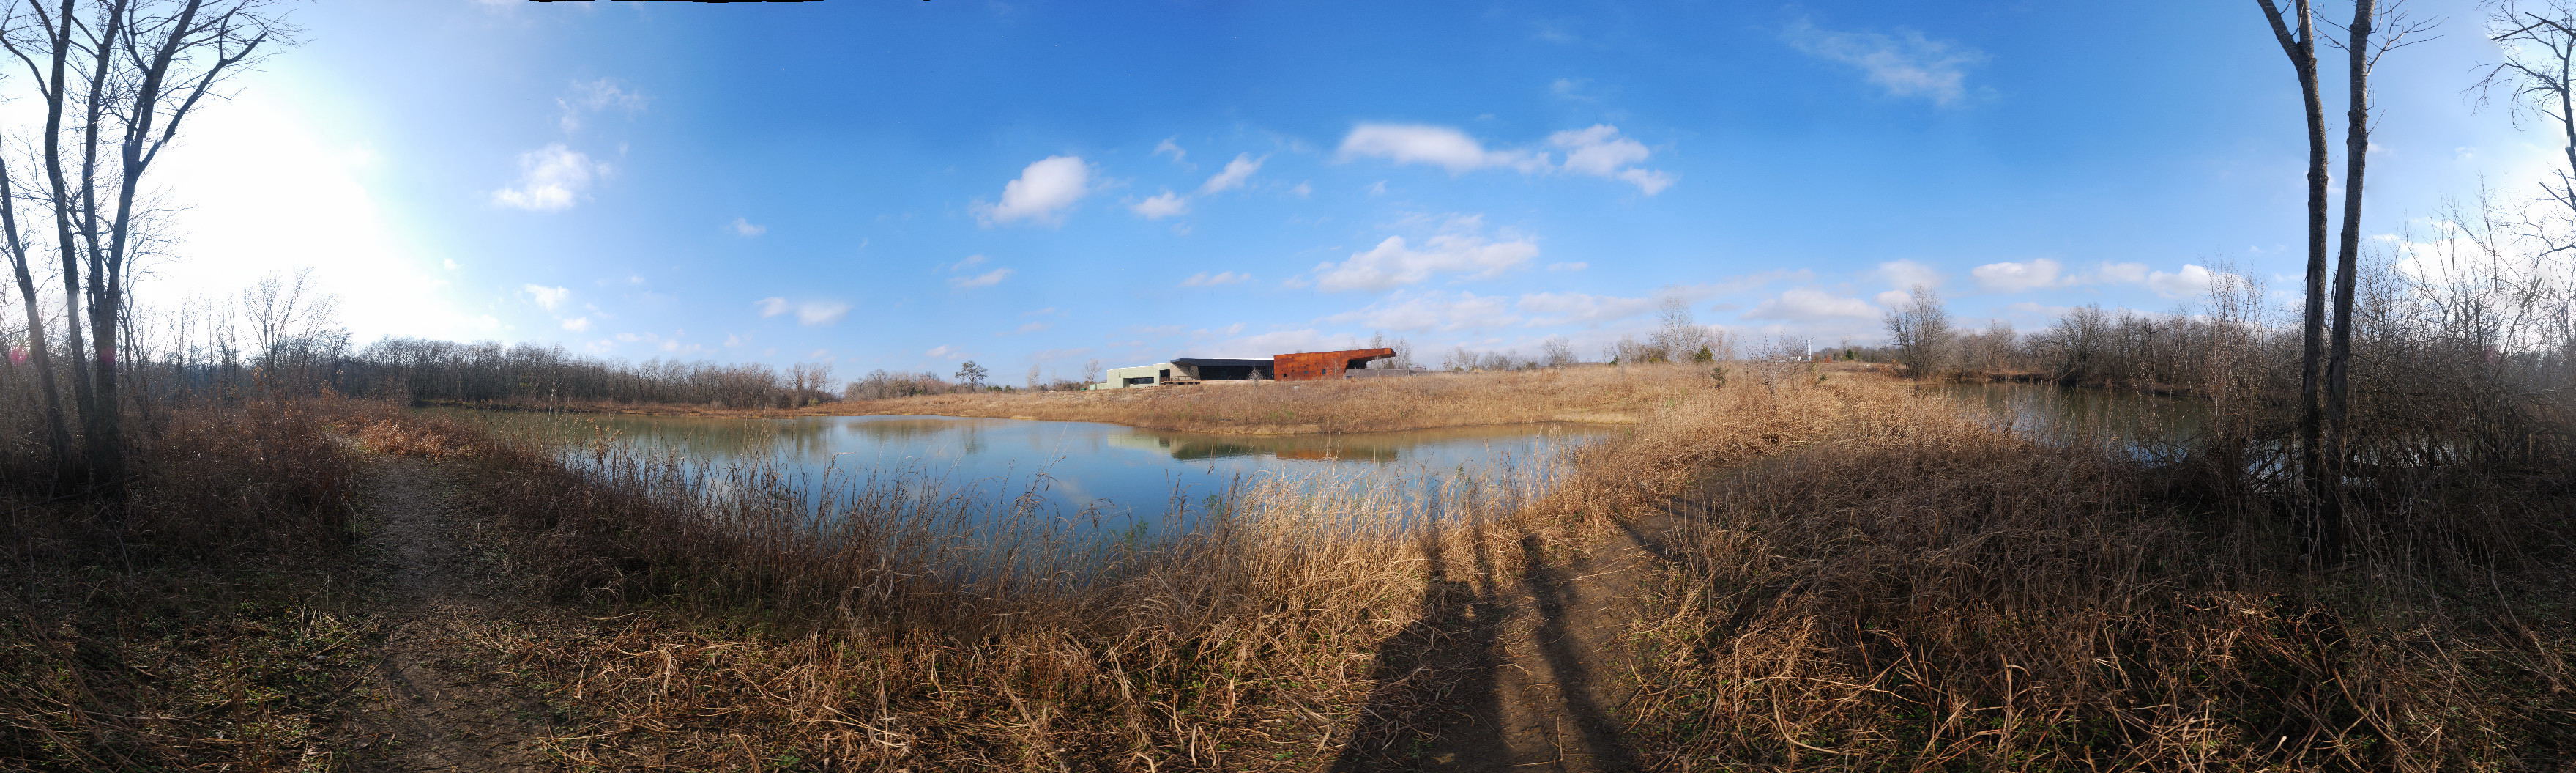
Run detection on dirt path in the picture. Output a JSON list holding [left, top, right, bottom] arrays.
[[347, 455, 556, 772], [1333, 510, 1680, 772]]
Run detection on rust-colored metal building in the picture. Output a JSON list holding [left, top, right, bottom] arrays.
[[1271, 347, 1396, 381]]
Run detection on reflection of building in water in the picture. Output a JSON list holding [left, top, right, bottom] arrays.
[[1103, 428, 1401, 462]]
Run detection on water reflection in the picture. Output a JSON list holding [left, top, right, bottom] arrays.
[[1928, 382, 2211, 462], [438, 410, 1612, 518]]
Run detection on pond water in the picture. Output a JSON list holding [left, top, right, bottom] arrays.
[[444, 410, 1617, 520], [1927, 382, 2211, 462]]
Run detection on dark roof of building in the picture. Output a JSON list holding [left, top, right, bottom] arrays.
[[1170, 358, 1273, 367]]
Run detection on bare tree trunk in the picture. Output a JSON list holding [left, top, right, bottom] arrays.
[[2321, 0, 2378, 565], [2258, 0, 2334, 561], [32, 0, 97, 481], [0, 149, 70, 475]]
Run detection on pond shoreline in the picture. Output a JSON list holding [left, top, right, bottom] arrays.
[[406, 363, 1729, 436]]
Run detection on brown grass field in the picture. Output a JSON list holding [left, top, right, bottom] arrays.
[[477, 362, 1834, 434], [5, 363, 2572, 770]]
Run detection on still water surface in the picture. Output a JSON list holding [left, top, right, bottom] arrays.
[[450, 410, 1618, 518], [1929, 382, 2211, 462]]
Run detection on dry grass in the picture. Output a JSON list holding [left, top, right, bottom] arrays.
[[589, 362, 1810, 434], [1622, 380, 2576, 770], [0, 399, 378, 771], [313, 363, 1842, 769], [7, 363, 2570, 770]]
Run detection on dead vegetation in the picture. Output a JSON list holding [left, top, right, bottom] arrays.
[[5, 358, 2572, 770], [827, 363, 1755, 434]]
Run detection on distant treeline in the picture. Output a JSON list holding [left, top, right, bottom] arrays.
[[1, 270, 991, 415]]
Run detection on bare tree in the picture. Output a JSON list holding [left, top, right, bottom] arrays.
[[0, 0, 291, 493], [955, 360, 987, 388], [1082, 358, 1101, 384], [1647, 296, 1709, 363], [0, 139, 67, 467], [2481, 1, 2576, 227], [2257, 0, 2337, 542], [1881, 285, 1956, 377], [1367, 331, 1417, 369], [1538, 336, 1577, 368]]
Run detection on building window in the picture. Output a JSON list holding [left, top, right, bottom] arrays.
[[1124, 376, 1154, 386]]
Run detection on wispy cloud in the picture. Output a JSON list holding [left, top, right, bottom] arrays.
[[1744, 288, 1879, 321], [755, 297, 850, 325], [491, 144, 608, 212], [1310, 215, 1539, 292], [1181, 270, 1250, 287], [1782, 18, 1987, 107], [522, 284, 570, 310], [1338, 124, 1546, 174], [1199, 153, 1264, 194], [1131, 191, 1188, 219], [951, 267, 1015, 289], [1337, 123, 1674, 195], [729, 217, 767, 237], [557, 78, 647, 133]]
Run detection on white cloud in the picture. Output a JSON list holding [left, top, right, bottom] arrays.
[[2092, 262, 2150, 284], [729, 217, 767, 237], [1199, 153, 1263, 194], [1337, 123, 1544, 174], [1153, 137, 1185, 163], [1557, 125, 1645, 172], [793, 301, 851, 325], [1875, 259, 1943, 289], [1014, 322, 1049, 333], [926, 344, 964, 359], [560, 317, 592, 332], [1311, 215, 1540, 292], [1289, 181, 1313, 198], [1970, 259, 2066, 292], [1516, 290, 1659, 326], [1340, 123, 1672, 194], [1131, 190, 1189, 219], [1549, 125, 1672, 195], [1616, 168, 1677, 196], [950, 267, 1015, 289], [491, 143, 608, 212], [754, 297, 848, 325], [1744, 288, 1879, 321], [523, 284, 570, 310], [442, 258, 459, 270], [1325, 290, 1520, 331], [1181, 270, 1250, 286], [1782, 18, 1987, 106], [557, 78, 646, 133], [975, 155, 1091, 226], [2144, 265, 2222, 299], [1546, 262, 1588, 272], [1874, 289, 1910, 308], [950, 254, 988, 271], [1206, 328, 1350, 358]]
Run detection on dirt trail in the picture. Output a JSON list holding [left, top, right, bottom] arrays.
[[1335, 511, 1680, 772], [349, 456, 555, 772]]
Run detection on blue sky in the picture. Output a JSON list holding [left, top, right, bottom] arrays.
[[143, 0, 2553, 380]]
